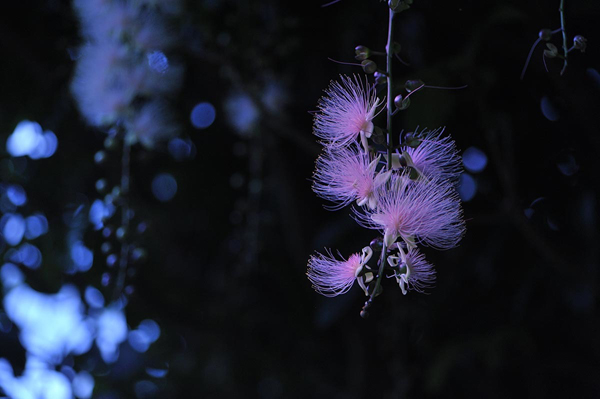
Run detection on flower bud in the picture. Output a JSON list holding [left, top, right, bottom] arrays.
[[538, 29, 553, 41], [388, 0, 400, 10], [544, 43, 558, 58], [374, 71, 387, 85], [391, 41, 402, 54], [355, 45, 370, 61], [405, 79, 424, 92], [361, 60, 377, 74], [371, 126, 385, 144], [394, 94, 410, 110], [574, 35, 587, 52], [369, 236, 383, 251]]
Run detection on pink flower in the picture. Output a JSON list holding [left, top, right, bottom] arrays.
[[388, 246, 436, 294], [314, 75, 383, 148], [307, 247, 373, 297], [400, 128, 462, 182], [312, 145, 392, 210], [355, 174, 465, 249]]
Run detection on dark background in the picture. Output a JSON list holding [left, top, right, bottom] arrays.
[[1, 0, 600, 398]]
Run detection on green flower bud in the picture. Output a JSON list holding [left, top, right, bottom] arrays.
[[355, 45, 370, 60], [574, 35, 587, 52], [374, 71, 387, 85], [405, 79, 424, 92], [539, 29, 553, 41], [394, 94, 410, 110], [544, 43, 558, 58], [361, 59, 377, 74], [391, 41, 402, 54]]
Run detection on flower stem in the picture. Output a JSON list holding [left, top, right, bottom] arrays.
[[559, 0, 568, 75], [364, 8, 396, 315]]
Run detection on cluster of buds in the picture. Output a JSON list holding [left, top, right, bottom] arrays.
[[307, 75, 465, 311], [521, 27, 588, 79]]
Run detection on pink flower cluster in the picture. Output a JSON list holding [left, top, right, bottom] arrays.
[[307, 75, 465, 298]]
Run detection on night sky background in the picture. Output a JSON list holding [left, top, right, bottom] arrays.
[[1, 0, 600, 398]]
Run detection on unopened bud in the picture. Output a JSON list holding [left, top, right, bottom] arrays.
[[374, 71, 387, 85], [544, 43, 558, 58], [405, 79, 424, 92], [369, 236, 383, 251], [574, 35, 587, 52], [361, 59, 377, 74], [394, 94, 411, 110], [355, 45, 370, 60], [391, 42, 402, 54], [371, 126, 385, 144], [538, 29, 553, 41]]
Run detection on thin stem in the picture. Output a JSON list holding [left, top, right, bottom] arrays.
[[113, 140, 131, 301], [520, 37, 541, 80], [559, 0, 568, 75], [366, 8, 396, 311], [327, 57, 362, 67]]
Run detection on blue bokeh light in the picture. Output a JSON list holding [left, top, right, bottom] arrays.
[[138, 319, 160, 342], [587, 68, 600, 90], [134, 380, 158, 399], [6, 121, 57, 159], [540, 96, 559, 122], [458, 173, 477, 202], [557, 154, 579, 176], [463, 147, 487, 173], [151, 173, 177, 202], [146, 367, 168, 378], [25, 214, 49, 240], [72, 370, 95, 399], [89, 199, 115, 230], [225, 93, 259, 135], [128, 329, 151, 353], [190, 102, 216, 129], [2, 213, 26, 246], [0, 358, 73, 399], [168, 138, 196, 161], [71, 241, 94, 272], [1, 263, 24, 289], [84, 286, 105, 309], [7, 121, 42, 157], [3, 285, 94, 364], [7, 185, 27, 207], [12, 243, 43, 269], [96, 307, 127, 363], [147, 51, 169, 74]]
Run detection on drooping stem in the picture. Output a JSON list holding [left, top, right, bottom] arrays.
[[559, 0, 568, 75], [113, 140, 131, 301]]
